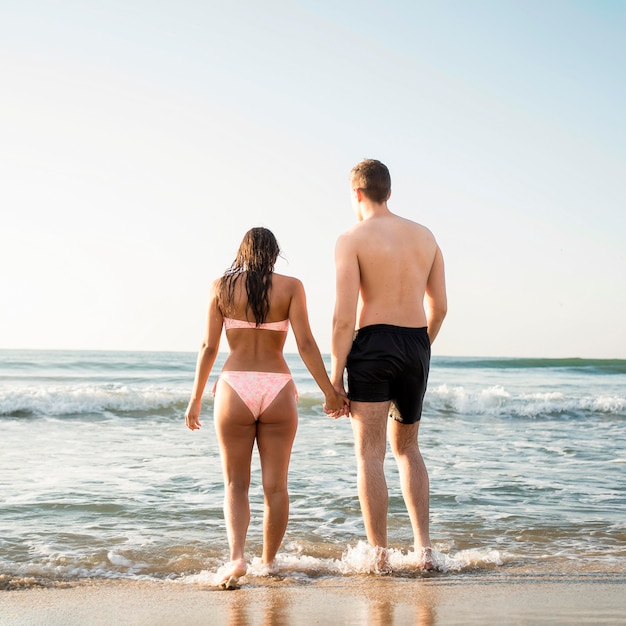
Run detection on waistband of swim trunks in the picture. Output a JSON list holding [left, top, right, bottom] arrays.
[[355, 324, 428, 337]]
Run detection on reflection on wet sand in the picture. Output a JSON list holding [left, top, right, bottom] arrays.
[[220, 577, 439, 626], [365, 595, 435, 626], [226, 587, 292, 626], [2, 575, 625, 626]]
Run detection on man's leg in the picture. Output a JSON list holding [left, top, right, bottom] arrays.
[[350, 400, 391, 550], [389, 419, 433, 568]]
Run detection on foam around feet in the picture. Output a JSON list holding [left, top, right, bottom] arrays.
[[216, 559, 247, 590]]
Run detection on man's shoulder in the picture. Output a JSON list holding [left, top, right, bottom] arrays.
[[337, 213, 437, 252], [348, 214, 435, 239], [395, 213, 433, 232], [336, 223, 362, 243]]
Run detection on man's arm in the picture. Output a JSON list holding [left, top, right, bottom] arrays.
[[330, 234, 360, 393], [424, 245, 447, 344]]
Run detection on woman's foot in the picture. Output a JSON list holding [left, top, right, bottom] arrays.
[[419, 547, 435, 572], [374, 546, 392, 575], [217, 558, 247, 590]]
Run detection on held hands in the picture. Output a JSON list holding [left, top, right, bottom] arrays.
[[323, 388, 350, 419], [185, 399, 202, 431]]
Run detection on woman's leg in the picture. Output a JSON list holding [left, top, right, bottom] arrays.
[[213, 378, 257, 579], [256, 381, 298, 566]]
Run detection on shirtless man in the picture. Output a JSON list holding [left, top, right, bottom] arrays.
[[328, 159, 447, 572]]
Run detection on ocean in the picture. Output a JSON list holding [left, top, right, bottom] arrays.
[[1, 350, 625, 588]]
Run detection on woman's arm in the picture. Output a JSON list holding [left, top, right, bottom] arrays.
[[288, 278, 348, 415], [185, 280, 223, 430]]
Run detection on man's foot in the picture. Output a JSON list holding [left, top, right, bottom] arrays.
[[217, 558, 247, 590], [419, 547, 435, 572]]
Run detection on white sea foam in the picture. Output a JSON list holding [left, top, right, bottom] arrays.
[[0, 384, 185, 416], [2, 381, 624, 419], [179, 542, 504, 587], [428, 383, 625, 418]]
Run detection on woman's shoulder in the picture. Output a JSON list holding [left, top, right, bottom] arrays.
[[272, 274, 305, 303], [272, 273, 302, 288]]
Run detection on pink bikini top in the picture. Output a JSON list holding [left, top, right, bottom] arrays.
[[223, 317, 289, 332]]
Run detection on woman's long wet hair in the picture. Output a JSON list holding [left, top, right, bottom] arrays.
[[216, 227, 281, 325]]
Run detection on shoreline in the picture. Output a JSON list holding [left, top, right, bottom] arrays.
[[2, 574, 625, 625]]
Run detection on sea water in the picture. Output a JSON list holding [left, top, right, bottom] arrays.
[[1, 350, 625, 587]]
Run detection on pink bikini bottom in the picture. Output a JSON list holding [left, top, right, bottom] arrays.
[[213, 371, 298, 420]]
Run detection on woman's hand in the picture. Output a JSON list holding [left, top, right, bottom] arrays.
[[323, 390, 350, 419], [185, 399, 202, 430]]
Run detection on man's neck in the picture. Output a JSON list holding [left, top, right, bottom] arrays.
[[359, 201, 390, 221]]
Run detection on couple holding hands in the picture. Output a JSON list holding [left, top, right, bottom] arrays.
[[184, 159, 447, 588]]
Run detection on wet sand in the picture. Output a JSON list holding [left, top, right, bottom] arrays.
[[1, 575, 625, 625]]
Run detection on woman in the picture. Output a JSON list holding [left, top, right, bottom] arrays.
[[185, 227, 347, 589]]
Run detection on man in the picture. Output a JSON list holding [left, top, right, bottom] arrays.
[[328, 159, 447, 572]]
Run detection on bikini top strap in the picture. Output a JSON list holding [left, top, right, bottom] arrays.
[[223, 317, 289, 332]]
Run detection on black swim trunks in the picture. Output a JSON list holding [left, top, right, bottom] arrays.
[[346, 324, 431, 424]]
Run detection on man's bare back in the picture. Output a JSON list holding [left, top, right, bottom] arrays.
[[332, 191, 446, 366], [339, 212, 441, 331]]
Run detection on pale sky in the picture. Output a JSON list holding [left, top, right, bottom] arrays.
[[1, 1, 625, 358]]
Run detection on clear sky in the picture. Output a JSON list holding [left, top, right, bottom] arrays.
[[1, 1, 625, 358]]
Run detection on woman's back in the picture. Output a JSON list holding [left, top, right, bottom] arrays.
[[221, 273, 295, 373]]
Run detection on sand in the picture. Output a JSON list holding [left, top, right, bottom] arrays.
[[1, 575, 625, 625]]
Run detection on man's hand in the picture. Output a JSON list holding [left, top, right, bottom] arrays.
[[323, 390, 350, 419]]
